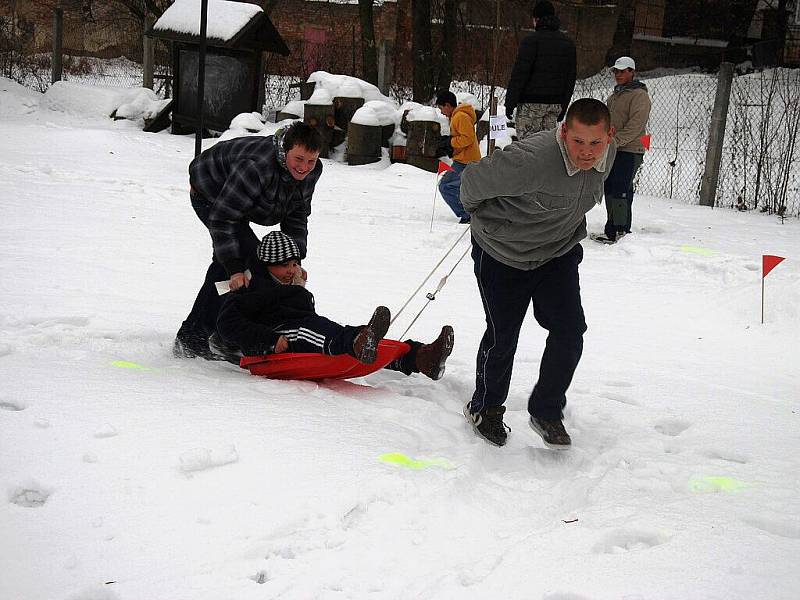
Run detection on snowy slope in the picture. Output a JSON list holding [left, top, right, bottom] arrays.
[[1, 80, 799, 600]]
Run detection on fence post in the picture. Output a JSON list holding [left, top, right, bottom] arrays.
[[52, 7, 63, 84], [699, 62, 734, 207], [143, 14, 154, 89]]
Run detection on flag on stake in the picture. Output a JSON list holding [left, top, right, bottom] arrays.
[[437, 160, 454, 175], [762, 254, 785, 278], [761, 254, 786, 324], [640, 134, 651, 151]]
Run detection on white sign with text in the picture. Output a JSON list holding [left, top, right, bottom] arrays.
[[489, 115, 507, 140]]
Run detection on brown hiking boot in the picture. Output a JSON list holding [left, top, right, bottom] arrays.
[[352, 306, 391, 364], [415, 325, 454, 380]]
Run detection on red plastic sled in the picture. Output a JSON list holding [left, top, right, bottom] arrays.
[[239, 339, 410, 381]]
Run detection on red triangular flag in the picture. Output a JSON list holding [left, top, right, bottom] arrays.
[[437, 160, 454, 175], [640, 134, 651, 151], [762, 255, 785, 278]]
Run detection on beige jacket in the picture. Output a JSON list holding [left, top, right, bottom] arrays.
[[607, 81, 651, 154]]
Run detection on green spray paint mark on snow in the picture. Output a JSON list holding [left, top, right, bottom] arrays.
[[111, 360, 152, 371], [689, 476, 748, 493], [378, 452, 452, 470], [680, 245, 716, 257]]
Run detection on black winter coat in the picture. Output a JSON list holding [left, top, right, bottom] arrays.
[[504, 16, 577, 120], [216, 272, 316, 355]]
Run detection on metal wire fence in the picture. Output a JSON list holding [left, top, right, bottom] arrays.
[[574, 68, 800, 217]]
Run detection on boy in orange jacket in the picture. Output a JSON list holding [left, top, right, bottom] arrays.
[[436, 90, 481, 224]]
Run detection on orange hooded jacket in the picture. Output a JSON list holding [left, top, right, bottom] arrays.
[[450, 103, 481, 164]]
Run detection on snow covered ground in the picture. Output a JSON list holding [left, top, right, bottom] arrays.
[[1, 79, 799, 600]]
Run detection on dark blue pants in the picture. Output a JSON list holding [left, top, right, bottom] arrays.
[[182, 192, 260, 337], [276, 315, 420, 374], [470, 241, 587, 421], [604, 151, 643, 239], [275, 315, 361, 356]]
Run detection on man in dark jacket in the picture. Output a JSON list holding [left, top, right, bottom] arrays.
[[504, 0, 576, 140], [213, 232, 455, 381], [174, 121, 324, 359]]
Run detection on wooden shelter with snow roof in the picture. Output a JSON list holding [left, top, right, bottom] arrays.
[[147, 0, 289, 134]]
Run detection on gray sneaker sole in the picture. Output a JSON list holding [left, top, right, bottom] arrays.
[[528, 418, 571, 451]]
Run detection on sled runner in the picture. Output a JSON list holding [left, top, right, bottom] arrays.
[[239, 339, 410, 380]]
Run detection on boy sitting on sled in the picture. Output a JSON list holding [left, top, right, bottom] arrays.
[[210, 231, 455, 380]]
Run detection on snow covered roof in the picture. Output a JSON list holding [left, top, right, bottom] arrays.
[[150, 0, 288, 55]]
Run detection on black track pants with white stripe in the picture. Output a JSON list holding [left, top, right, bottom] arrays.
[[469, 240, 587, 421], [274, 315, 361, 356]]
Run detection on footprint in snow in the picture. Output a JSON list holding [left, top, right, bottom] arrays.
[[592, 528, 669, 554], [9, 483, 52, 507], [653, 418, 691, 437], [0, 398, 27, 411]]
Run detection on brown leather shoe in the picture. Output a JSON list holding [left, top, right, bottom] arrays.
[[415, 325, 454, 380], [352, 306, 391, 364]]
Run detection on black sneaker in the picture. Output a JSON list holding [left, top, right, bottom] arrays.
[[529, 417, 571, 449], [208, 332, 243, 365], [415, 325, 454, 380], [352, 306, 391, 364], [464, 403, 510, 446], [590, 233, 616, 245], [173, 322, 214, 360]]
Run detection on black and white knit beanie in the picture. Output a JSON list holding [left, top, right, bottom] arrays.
[[257, 231, 301, 265]]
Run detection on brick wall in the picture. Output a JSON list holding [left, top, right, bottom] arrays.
[[267, 0, 399, 80]]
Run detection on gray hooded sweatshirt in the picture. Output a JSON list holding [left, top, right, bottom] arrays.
[[461, 128, 616, 270]]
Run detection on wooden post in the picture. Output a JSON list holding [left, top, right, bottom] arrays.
[[51, 7, 63, 84], [487, 96, 497, 155], [195, 0, 209, 158], [699, 62, 734, 207], [143, 14, 154, 89]]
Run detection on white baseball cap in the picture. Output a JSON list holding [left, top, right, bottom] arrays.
[[612, 56, 636, 71]]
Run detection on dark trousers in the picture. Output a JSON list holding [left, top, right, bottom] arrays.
[[275, 315, 361, 355], [182, 193, 260, 337], [604, 151, 644, 239], [470, 241, 587, 421], [276, 315, 419, 374]]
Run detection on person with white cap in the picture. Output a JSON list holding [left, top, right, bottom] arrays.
[[593, 56, 651, 243]]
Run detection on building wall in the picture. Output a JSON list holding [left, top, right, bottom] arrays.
[[267, 0, 398, 80]]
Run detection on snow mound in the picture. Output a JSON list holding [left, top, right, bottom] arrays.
[[0, 77, 40, 116], [307, 71, 395, 105], [42, 81, 167, 121]]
